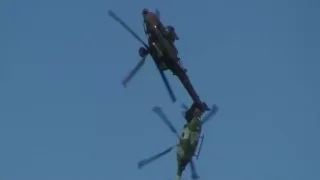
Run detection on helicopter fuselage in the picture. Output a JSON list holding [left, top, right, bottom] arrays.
[[176, 117, 202, 180], [138, 38, 177, 72], [143, 12, 179, 62], [108, 9, 209, 112]]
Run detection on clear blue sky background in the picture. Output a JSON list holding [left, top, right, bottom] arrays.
[[1, 0, 319, 179]]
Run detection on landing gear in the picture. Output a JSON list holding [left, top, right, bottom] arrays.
[[138, 47, 148, 57]]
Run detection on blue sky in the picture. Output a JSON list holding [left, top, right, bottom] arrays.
[[1, 0, 319, 179]]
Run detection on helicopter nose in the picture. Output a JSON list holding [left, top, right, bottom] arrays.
[[142, 8, 148, 14]]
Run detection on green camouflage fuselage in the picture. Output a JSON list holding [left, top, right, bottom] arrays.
[[176, 116, 202, 177]]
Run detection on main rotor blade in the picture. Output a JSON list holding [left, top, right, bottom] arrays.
[[155, 64, 176, 103], [181, 111, 186, 119], [152, 106, 180, 139], [108, 10, 148, 49], [189, 159, 200, 180], [155, 8, 160, 19], [138, 145, 175, 169], [122, 56, 147, 88], [181, 103, 188, 110], [201, 104, 219, 125]]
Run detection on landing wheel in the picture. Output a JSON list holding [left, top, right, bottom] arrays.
[[138, 47, 148, 57]]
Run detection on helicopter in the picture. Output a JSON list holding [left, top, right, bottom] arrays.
[[108, 9, 209, 113], [137, 103, 219, 180]]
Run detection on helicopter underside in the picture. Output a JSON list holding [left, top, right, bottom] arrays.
[[158, 60, 169, 71], [139, 46, 169, 71]]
